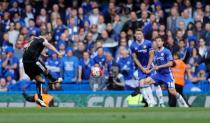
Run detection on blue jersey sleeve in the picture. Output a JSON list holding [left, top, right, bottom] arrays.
[[79, 59, 83, 67], [166, 49, 173, 62], [130, 42, 136, 54], [147, 41, 153, 51]]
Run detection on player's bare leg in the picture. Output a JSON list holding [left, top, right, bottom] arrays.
[[168, 88, 189, 108], [34, 75, 47, 107]]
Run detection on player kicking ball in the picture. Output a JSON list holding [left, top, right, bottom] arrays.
[[144, 37, 189, 107], [22, 32, 62, 107]]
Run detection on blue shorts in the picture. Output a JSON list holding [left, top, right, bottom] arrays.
[[150, 72, 175, 88], [136, 69, 151, 81]]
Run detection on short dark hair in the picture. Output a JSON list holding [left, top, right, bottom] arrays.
[[135, 28, 143, 33], [155, 36, 163, 41]]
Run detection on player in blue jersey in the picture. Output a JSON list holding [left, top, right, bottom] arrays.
[[130, 28, 156, 107], [145, 37, 189, 107]]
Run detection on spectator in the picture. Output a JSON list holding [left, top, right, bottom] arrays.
[[122, 11, 142, 32], [78, 52, 92, 81], [40, 0, 51, 13], [12, 12, 25, 27], [85, 32, 95, 53], [89, 7, 100, 25], [106, 23, 118, 41], [101, 30, 118, 54], [117, 47, 135, 90], [13, 41, 24, 60], [4, 71, 16, 90], [78, 7, 89, 27], [36, 8, 49, 26], [8, 22, 19, 47], [90, 24, 99, 42], [2, 47, 18, 80], [51, 4, 61, 27], [24, 4, 35, 27], [203, 23, 210, 46], [97, 15, 106, 34], [27, 19, 40, 36], [91, 47, 106, 69], [9, 1, 22, 15], [106, 66, 125, 90], [53, 18, 66, 41], [165, 36, 179, 55], [139, 10, 150, 28], [184, 0, 193, 18], [58, 42, 66, 56], [203, 5, 210, 25], [198, 38, 208, 59], [2, 12, 11, 31], [0, 78, 7, 92], [194, 21, 204, 40], [60, 48, 79, 83], [178, 20, 186, 34], [175, 29, 184, 44], [74, 42, 86, 59], [58, 0, 66, 23], [136, 2, 152, 19], [78, 27, 86, 42], [178, 40, 190, 62], [45, 50, 61, 80], [167, 7, 181, 35], [180, 9, 194, 29], [187, 48, 203, 80], [104, 52, 116, 79], [57, 32, 69, 48], [67, 17, 79, 40], [112, 14, 124, 36]]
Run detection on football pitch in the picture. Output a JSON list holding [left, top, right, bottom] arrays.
[[0, 108, 210, 123]]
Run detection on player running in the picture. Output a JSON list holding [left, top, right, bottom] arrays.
[[130, 28, 157, 107], [22, 32, 62, 107], [144, 37, 189, 107]]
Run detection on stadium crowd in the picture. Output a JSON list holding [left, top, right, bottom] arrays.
[[0, 0, 209, 92]]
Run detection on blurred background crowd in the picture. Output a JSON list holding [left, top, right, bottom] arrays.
[[0, 0, 209, 92]]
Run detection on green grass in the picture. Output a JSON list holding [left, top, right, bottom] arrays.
[[0, 108, 210, 123]]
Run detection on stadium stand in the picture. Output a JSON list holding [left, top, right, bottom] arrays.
[[0, 0, 210, 95]]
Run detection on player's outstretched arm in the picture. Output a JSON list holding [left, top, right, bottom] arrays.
[[155, 61, 173, 70], [44, 41, 62, 57]]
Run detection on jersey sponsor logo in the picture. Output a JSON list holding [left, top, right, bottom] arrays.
[[137, 49, 147, 53], [155, 57, 164, 60]]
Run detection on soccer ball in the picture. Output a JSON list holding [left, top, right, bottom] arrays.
[[91, 67, 103, 77]]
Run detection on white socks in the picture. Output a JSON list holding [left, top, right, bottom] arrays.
[[176, 93, 189, 107], [141, 85, 156, 106], [155, 85, 164, 104]]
